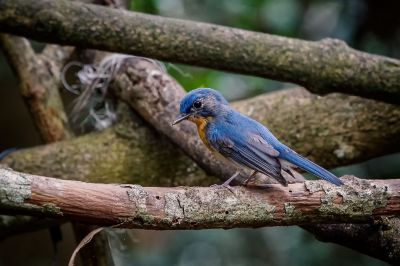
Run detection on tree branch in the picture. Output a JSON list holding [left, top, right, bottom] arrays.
[[1, 0, 400, 103], [0, 33, 72, 142], [0, 167, 398, 228]]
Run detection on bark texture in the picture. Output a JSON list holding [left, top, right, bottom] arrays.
[[0, 167, 398, 229], [0, 0, 400, 103]]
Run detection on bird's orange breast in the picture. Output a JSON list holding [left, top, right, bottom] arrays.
[[188, 116, 212, 150]]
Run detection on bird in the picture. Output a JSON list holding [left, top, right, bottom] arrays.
[[172, 88, 343, 187]]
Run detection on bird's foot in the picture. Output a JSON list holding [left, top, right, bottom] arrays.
[[210, 183, 235, 194]]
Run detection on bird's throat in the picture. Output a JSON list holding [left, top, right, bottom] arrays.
[[189, 116, 213, 150]]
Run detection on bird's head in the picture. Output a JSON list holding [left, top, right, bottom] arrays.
[[172, 88, 229, 125]]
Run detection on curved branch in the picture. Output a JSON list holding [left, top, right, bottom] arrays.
[[0, 167, 398, 228], [1, 0, 400, 103]]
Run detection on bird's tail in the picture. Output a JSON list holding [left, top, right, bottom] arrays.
[[279, 149, 343, 186]]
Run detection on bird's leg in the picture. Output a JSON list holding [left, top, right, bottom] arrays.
[[221, 171, 241, 187], [211, 171, 240, 193], [243, 171, 258, 186]]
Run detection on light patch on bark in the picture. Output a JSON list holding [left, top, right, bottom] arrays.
[[125, 185, 148, 214], [0, 167, 32, 207], [305, 177, 389, 220]]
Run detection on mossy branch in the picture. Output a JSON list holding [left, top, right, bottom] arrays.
[[0, 0, 400, 103]]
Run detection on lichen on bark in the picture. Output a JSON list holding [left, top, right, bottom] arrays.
[[0, 166, 32, 208]]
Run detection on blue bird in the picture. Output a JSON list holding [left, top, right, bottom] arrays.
[[173, 88, 343, 187]]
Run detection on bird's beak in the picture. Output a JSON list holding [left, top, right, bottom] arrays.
[[172, 113, 190, 125]]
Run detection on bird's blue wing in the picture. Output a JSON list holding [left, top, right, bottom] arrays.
[[209, 127, 281, 177], [249, 116, 344, 186]]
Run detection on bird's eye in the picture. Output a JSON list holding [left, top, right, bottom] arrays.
[[193, 100, 202, 109]]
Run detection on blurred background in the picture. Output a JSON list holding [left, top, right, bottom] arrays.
[[1, 0, 399, 265]]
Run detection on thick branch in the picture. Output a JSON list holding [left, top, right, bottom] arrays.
[[1, 0, 400, 103], [0, 167, 398, 229]]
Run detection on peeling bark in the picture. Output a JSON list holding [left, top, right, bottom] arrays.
[[0, 0, 400, 103]]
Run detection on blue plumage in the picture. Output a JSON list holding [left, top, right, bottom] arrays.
[[173, 88, 343, 186]]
